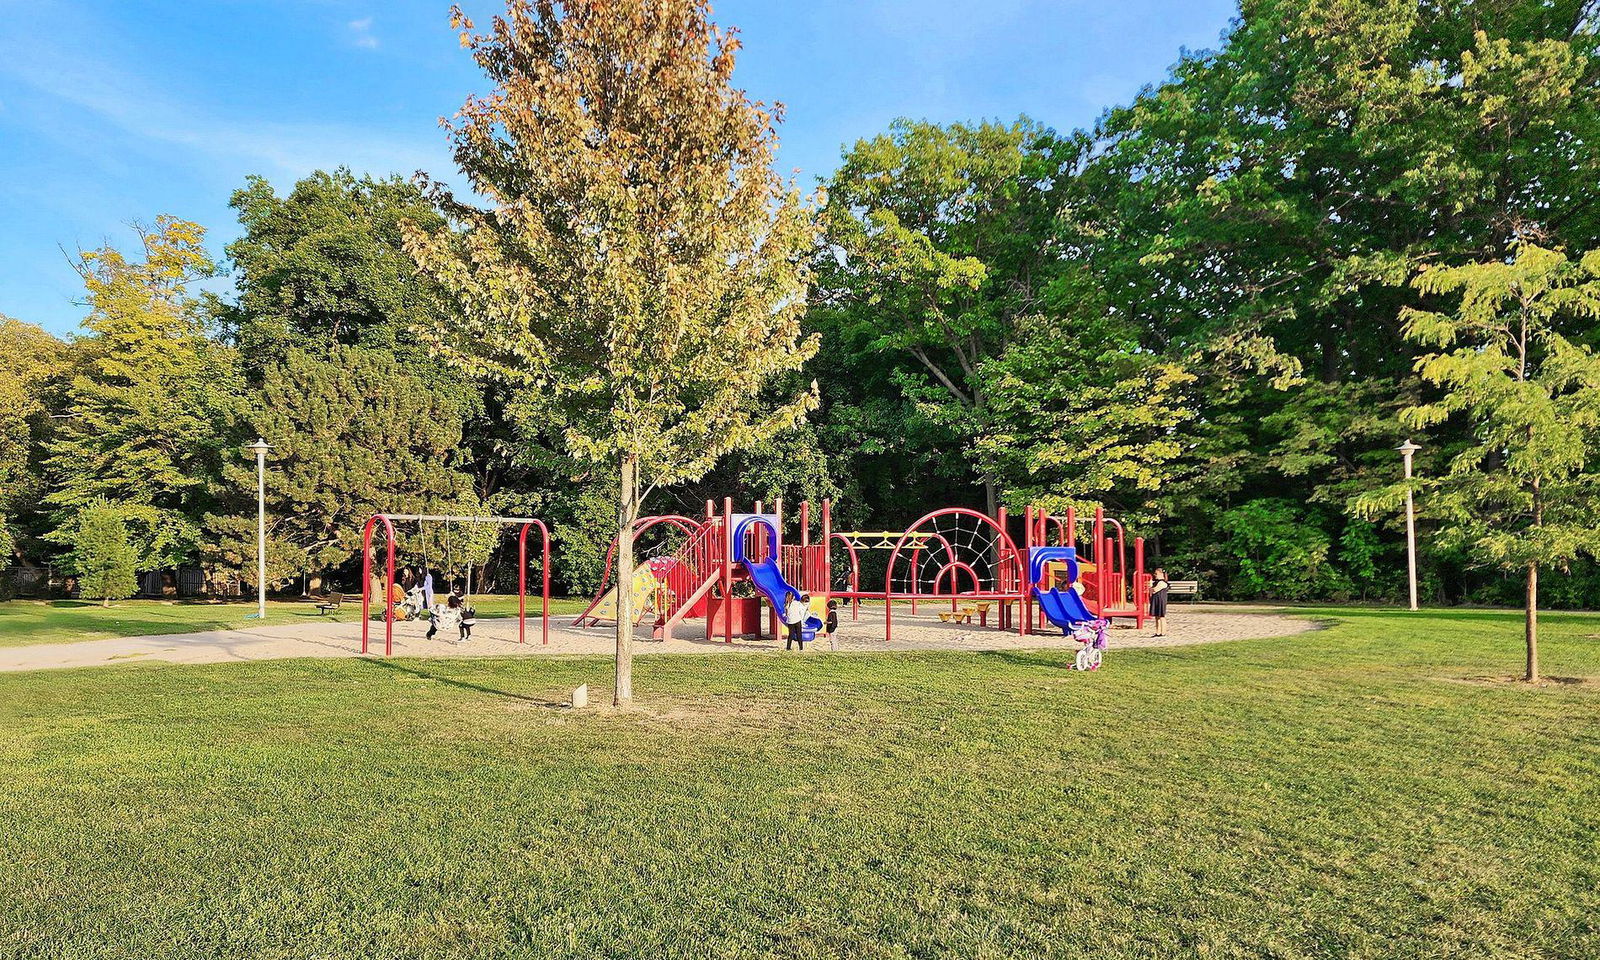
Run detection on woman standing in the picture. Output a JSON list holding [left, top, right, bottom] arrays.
[[1149, 567, 1170, 637]]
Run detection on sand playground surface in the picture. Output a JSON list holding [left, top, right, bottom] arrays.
[[0, 603, 1323, 672]]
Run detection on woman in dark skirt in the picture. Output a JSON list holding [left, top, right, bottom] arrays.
[[1149, 567, 1170, 636]]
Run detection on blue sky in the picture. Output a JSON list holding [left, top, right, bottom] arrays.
[[0, 0, 1236, 336]]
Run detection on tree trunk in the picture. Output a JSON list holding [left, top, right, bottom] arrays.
[[1525, 472, 1541, 683], [615, 453, 640, 704], [1524, 560, 1539, 683], [102, 595, 110, 608]]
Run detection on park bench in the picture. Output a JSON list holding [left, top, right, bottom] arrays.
[[314, 592, 344, 615], [1168, 581, 1200, 600]]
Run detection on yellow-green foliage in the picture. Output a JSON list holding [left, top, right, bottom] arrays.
[[45, 217, 235, 569], [0, 316, 66, 558], [405, 0, 821, 491]]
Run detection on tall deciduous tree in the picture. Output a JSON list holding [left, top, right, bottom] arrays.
[[1358, 244, 1600, 680], [220, 169, 449, 367], [814, 118, 1070, 514], [1054, 0, 1600, 597], [0, 316, 67, 563], [46, 218, 238, 570], [976, 314, 1196, 523], [407, 0, 820, 702]]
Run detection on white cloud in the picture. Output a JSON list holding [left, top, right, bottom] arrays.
[[0, 39, 451, 184], [348, 16, 379, 49]]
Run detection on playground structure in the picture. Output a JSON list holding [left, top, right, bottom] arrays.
[[572, 499, 1148, 645], [356, 501, 1146, 657], [360, 513, 551, 657], [572, 498, 828, 644]]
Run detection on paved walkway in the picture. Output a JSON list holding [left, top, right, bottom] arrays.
[[0, 605, 1322, 672]]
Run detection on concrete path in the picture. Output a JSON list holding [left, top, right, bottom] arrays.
[[0, 605, 1321, 672]]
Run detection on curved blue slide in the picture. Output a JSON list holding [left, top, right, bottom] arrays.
[[1029, 546, 1097, 634], [733, 516, 824, 639]]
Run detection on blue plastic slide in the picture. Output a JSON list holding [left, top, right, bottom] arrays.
[[1028, 546, 1097, 634], [1035, 584, 1097, 633], [733, 516, 824, 640]]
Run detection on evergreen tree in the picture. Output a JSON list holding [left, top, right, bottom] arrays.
[[207, 346, 479, 585], [408, 0, 820, 702], [46, 217, 238, 570], [218, 168, 524, 522], [70, 504, 139, 606]]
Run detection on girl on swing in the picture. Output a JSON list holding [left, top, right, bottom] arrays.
[[425, 583, 475, 643]]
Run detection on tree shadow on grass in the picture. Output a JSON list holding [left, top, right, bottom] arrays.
[[1289, 606, 1599, 625], [360, 656, 568, 707], [1450, 674, 1599, 689], [973, 650, 1077, 671]]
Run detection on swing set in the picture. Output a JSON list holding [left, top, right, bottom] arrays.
[[360, 513, 552, 656]]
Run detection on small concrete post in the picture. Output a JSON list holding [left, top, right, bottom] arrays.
[[571, 684, 589, 709]]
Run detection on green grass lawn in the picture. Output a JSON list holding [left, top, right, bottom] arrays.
[[1, 607, 1597, 958], [0, 596, 589, 648]]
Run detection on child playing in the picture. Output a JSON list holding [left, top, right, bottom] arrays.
[[426, 592, 461, 641], [458, 594, 477, 642], [1149, 567, 1170, 637], [783, 592, 809, 651]]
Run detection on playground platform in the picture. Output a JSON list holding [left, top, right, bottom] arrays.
[[0, 605, 1320, 672]]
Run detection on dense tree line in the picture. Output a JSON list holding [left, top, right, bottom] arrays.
[[3, 0, 1598, 615]]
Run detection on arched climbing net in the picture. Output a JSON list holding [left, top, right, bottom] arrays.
[[883, 509, 1024, 599]]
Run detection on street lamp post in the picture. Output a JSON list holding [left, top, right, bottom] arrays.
[[245, 439, 271, 619], [1398, 440, 1420, 611]]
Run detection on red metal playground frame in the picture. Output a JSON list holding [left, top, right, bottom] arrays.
[[571, 498, 833, 643], [567, 499, 1148, 644], [360, 513, 551, 656], [846, 503, 1148, 642]]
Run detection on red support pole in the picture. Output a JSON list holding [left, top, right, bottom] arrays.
[[707, 499, 720, 640], [518, 526, 525, 645], [723, 497, 734, 644], [1023, 506, 1034, 636], [1094, 506, 1105, 567], [361, 518, 375, 654], [821, 499, 832, 598], [378, 523, 395, 656], [996, 505, 1010, 631], [360, 514, 398, 656], [517, 520, 552, 644], [1134, 536, 1147, 628], [1100, 536, 1111, 617], [772, 497, 783, 640]]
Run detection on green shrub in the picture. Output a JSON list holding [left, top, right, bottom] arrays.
[[71, 504, 138, 606]]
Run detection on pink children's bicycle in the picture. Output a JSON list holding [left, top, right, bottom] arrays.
[[1070, 618, 1110, 671]]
